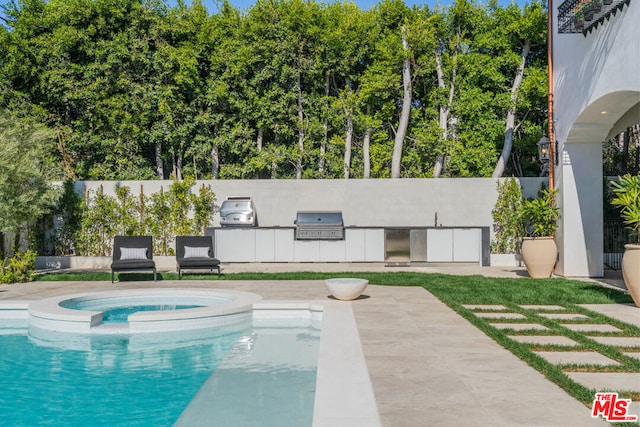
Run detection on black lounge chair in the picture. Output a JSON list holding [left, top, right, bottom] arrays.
[[111, 236, 157, 283], [175, 236, 220, 279]]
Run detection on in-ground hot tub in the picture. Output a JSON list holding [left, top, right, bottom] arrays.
[[28, 288, 262, 334]]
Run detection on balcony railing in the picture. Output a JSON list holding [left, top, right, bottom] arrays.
[[558, 0, 631, 35]]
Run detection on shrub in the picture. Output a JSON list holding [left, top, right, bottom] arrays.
[[0, 250, 37, 283], [521, 188, 560, 238], [491, 178, 524, 253], [610, 174, 640, 243]]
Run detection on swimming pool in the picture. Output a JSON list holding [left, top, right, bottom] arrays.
[[0, 288, 381, 426], [0, 304, 321, 426]]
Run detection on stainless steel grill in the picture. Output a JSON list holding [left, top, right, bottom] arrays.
[[220, 197, 257, 227], [294, 211, 344, 240]]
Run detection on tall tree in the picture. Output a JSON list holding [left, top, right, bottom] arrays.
[[492, 1, 546, 177], [0, 110, 59, 256], [391, 24, 412, 178]]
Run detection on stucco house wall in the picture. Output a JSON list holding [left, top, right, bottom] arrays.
[[552, 0, 639, 277]]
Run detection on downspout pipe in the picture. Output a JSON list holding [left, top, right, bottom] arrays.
[[548, 0, 555, 191]]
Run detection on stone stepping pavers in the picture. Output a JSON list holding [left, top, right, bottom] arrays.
[[566, 372, 640, 393], [462, 304, 507, 310], [589, 336, 640, 347], [520, 305, 565, 310], [474, 312, 527, 319], [508, 335, 579, 346], [533, 351, 620, 366], [468, 302, 640, 410], [561, 323, 622, 333], [538, 313, 590, 320], [489, 323, 549, 331]]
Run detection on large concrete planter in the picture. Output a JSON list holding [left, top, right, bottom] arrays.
[[622, 244, 640, 307], [521, 237, 557, 279]]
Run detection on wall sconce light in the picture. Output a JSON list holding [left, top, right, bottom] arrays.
[[537, 134, 550, 164]]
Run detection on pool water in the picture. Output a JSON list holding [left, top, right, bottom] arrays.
[[100, 304, 204, 323], [0, 319, 320, 426]]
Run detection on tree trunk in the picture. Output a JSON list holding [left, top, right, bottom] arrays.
[[320, 72, 329, 174], [433, 47, 447, 178], [363, 105, 371, 179], [344, 114, 353, 179], [176, 153, 183, 181], [492, 39, 531, 178], [57, 132, 77, 179], [257, 129, 263, 152], [433, 36, 458, 178], [296, 73, 304, 180], [155, 142, 164, 178], [343, 77, 353, 179], [211, 144, 219, 179], [193, 157, 198, 180], [391, 27, 412, 179]]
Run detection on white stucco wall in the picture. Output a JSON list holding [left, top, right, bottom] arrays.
[[553, 1, 639, 277], [76, 178, 545, 238]]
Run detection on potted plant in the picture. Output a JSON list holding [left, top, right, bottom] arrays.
[[520, 188, 560, 278], [610, 174, 640, 307], [573, 11, 585, 31], [571, 0, 594, 22]]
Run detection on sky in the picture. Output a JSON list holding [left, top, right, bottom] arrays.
[[176, 0, 532, 13]]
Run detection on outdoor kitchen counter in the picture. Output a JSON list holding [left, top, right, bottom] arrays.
[[206, 226, 489, 265], [207, 227, 385, 262]]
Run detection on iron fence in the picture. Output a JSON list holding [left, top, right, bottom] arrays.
[[603, 219, 631, 270]]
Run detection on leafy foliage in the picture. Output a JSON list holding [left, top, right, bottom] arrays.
[[0, 109, 60, 248], [491, 177, 524, 253], [0, 0, 547, 180], [521, 188, 560, 238], [610, 174, 640, 243], [76, 179, 216, 256], [0, 250, 37, 283]]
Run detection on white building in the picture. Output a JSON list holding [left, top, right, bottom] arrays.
[[553, 0, 639, 277]]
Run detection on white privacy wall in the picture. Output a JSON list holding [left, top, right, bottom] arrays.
[[553, 1, 639, 277], [76, 178, 545, 237]]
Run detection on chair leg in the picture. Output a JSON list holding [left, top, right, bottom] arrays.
[[153, 269, 157, 281], [178, 268, 182, 280], [112, 271, 115, 283]]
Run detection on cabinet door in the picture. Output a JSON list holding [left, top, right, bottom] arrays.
[[294, 240, 320, 262], [319, 240, 346, 262], [410, 229, 428, 262], [215, 229, 256, 262], [364, 229, 385, 262], [274, 229, 294, 261], [255, 229, 275, 262], [345, 229, 365, 261], [426, 229, 453, 262], [453, 228, 481, 262]]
